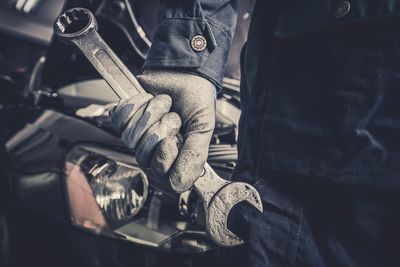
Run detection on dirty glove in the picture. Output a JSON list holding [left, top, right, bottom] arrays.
[[110, 70, 216, 193]]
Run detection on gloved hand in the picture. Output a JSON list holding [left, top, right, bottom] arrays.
[[110, 70, 216, 193]]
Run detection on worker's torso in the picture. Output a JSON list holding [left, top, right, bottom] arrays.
[[230, 2, 400, 265], [235, 0, 400, 191]]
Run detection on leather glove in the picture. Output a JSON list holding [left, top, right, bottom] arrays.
[[110, 70, 216, 193]]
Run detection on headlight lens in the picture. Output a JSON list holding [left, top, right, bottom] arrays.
[[63, 144, 218, 252], [64, 145, 148, 232], [89, 159, 147, 221]]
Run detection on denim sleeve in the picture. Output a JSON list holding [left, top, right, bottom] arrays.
[[142, 0, 238, 89]]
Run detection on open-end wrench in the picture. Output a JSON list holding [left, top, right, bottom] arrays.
[[54, 7, 263, 247]]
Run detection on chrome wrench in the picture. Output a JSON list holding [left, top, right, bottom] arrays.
[[54, 7, 263, 247]]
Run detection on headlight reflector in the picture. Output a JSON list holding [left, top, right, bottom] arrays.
[[64, 145, 148, 232]]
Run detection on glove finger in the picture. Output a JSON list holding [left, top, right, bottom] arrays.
[[151, 135, 182, 178], [135, 112, 181, 167], [110, 94, 152, 133], [147, 135, 182, 194], [121, 94, 172, 149], [169, 130, 213, 193]]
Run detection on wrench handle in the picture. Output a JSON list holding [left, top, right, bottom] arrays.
[[54, 8, 146, 99], [194, 163, 229, 207], [175, 133, 228, 205], [55, 7, 232, 210], [73, 31, 146, 99]]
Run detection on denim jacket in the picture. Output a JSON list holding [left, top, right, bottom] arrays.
[[142, 0, 238, 89], [143, 0, 400, 89], [145, 0, 400, 191], [146, 3, 400, 265]]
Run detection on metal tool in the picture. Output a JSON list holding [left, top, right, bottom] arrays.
[[54, 7, 263, 247]]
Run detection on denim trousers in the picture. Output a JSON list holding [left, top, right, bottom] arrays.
[[221, 17, 400, 267]]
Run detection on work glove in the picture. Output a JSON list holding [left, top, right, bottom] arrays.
[[110, 70, 216, 193]]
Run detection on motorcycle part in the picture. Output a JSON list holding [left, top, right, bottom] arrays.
[[65, 146, 149, 227], [54, 7, 263, 247]]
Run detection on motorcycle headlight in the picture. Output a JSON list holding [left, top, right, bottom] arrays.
[[64, 145, 148, 233], [63, 144, 229, 252]]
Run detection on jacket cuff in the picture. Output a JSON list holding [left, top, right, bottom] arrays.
[[142, 17, 234, 90]]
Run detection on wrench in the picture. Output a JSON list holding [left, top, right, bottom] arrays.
[[54, 8, 263, 247]]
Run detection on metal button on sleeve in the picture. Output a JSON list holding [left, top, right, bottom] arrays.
[[191, 35, 207, 52], [333, 0, 351, 18]]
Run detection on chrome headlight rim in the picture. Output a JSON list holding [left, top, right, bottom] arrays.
[[64, 144, 149, 231]]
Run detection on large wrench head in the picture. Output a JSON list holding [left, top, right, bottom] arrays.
[[54, 8, 97, 43], [206, 182, 263, 247]]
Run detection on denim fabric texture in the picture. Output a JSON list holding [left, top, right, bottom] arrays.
[[225, 6, 400, 266], [223, 170, 400, 267], [239, 15, 400, 192], [143, 0, 238, 89], [145, 0, 400, 266], [274, 0, 400, 37]]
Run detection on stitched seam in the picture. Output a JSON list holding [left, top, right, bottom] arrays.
[[145, 59, 223, 77], [158, 17, 233, 41], [144, 58, 202, 63], [161, 16, 231, 35], [200, 64, 222, 77]]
